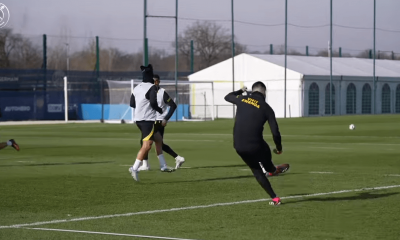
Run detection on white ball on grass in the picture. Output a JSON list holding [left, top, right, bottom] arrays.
[[349, 124, 355, 130]]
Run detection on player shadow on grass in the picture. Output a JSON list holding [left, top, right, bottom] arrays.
[[285, 192, 399, 204], [147, 175, 254, 185], [0, 161, 115, 167], [187, 164, 247, 169], [148, 172, 299, 185]]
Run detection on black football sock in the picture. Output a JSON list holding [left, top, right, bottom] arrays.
[[162, 143, 178, 158], [251, 168, 277, 199]]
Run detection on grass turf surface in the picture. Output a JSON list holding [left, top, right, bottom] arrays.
[[0, 115, 400, 240]]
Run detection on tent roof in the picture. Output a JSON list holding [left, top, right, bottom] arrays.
[[250, 54, 400, 77]]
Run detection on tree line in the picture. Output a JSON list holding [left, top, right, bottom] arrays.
[[0, 21, 398, 72]]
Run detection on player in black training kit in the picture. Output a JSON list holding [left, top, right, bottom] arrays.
[[0, 108, 20, 151], [225, 81, 289, 206]]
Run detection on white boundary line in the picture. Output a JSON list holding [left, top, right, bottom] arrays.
[[24, 227, 200, 240], [309, 171, 335, 174], [1, 184, 399, 229]]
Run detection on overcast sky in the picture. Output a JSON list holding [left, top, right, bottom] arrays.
[[3, 0, 400, 55]]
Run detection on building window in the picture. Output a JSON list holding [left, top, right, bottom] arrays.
[[362, 84, 372, 114], [396, 84, 400, 113], [346, 83, 356, 114], [382, 84, 391, 113], [325, 83, 335, 114], [309, 83, 319, 115]]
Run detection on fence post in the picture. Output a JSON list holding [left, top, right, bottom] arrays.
[[43, 34, 47, 71], [339, 47, 342, 57], [190, 40, 194, 73], [96, 36, 100, 76], [306, 46, 309, 56], [392, 51, 395, 60], [270, 44, 273, 55], [369, 50, 372, 59]]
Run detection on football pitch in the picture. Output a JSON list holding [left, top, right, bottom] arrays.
[[0, 115, 400, 240]]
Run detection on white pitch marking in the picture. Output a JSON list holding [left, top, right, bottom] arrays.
[[386, 174, 400, 177], [24, 228, 200, 240], [17, 161, 35, 163], [239, 169, 250, 171], [1, 184, 399, 229], [309, 171, 335, 174]]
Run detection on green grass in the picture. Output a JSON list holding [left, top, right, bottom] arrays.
[[1, 115, 400, 240]]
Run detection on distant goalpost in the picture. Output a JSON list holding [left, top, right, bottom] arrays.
[[62, 78, 214, 123]]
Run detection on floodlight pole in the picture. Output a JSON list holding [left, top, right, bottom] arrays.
[[175, 0, 178, 122], [231, 0, 235, 118], [143, 0, 147, 65], [143, 0, 179, 121], [284, 0, 287, 118], [373, 0, 376, 114], [330, 0, 333, 116]]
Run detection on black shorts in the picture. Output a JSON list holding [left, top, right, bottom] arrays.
[[155, 120, 165, 137], [136, 121, 159, 141], [235, 141, 275, 173]]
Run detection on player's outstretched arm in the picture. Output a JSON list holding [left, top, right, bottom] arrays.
[[224, 87, 247, 104], [163, 92, 177, 122], [147, 85, 163, 114], [266, 105, 282, 153]]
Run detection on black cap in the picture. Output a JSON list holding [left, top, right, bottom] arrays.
[[140, 64, 154, 83]]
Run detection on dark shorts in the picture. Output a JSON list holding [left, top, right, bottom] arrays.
[[235, 141, 275, 173], [155, 120, 165, 137], [136, 121, 159, 141]]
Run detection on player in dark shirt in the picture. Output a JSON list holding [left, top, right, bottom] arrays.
[[0, 109, 20, 151], [0, 139, 19, 151], [225, 81, 289, 206]]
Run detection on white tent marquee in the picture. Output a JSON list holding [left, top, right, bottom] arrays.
[[188, 53, 400, 118]]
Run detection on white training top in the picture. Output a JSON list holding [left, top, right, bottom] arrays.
[[156, 88, 169, 121], [133, 82, 156, 121]]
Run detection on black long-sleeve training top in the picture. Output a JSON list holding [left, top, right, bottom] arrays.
[[224, 90, 282, 152]]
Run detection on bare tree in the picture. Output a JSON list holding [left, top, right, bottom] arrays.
[[0, 28, 42, 69], [178, 21, 246, 70]]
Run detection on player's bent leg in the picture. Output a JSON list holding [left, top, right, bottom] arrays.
[[130, 139, 153, 181], [0, 142, 7, 150], [268, 163, 290, 177], [137, 140, 152, 160], [154, 132, 174, 172], [138, 139, 150, 171], [162, 143, 185, 169], [162, 143, 178, 158]]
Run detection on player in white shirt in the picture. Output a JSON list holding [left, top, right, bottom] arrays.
[[128, 64, 174, 182], [138, 74, 185, 171]]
